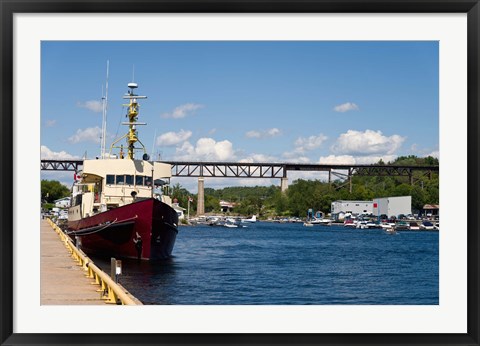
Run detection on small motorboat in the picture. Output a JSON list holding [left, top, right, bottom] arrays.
[[384, 224, 397, 234]]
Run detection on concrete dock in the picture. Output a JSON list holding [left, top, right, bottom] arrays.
[[41, 219, 106, 305]]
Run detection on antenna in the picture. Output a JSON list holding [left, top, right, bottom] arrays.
[[100, 84, 104, 155], [101, 60, 109, 159], [151, 128, 157, 158], [132, 65, 135, 83]]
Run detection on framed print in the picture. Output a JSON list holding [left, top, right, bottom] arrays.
[[1, 1, 479, 345]]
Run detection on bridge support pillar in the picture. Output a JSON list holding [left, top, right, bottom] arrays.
[[197, 177, 205, 216], [280, 177, 288, 193], [349, 169, 353, 193]]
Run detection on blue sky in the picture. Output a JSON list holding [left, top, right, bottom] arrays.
[[41, 41, 439, 190]]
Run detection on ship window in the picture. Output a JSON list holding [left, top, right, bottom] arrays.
[[145, 176, 152, 186], [116, 175, 125, 185], [135, 175, 144, 186], [125, 175, 134, 185], [106, 175, 115, 185]]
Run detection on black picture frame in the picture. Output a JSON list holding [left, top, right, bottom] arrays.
[[1, 1, 479, 345]]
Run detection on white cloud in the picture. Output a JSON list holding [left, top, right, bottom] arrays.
[[318, 154, 397, 165], [410, 143, 439, 159], [266, 128, 281, 137], [68, 126, 102, 144], [175, 138, 235, 161], [77, 100, 103, 113], [319, 155, 357, 164], [208, 128, 217, 135], [245, 130, 261, 138], [239, 153, 278, 163], [334, 102, 359, 113], [156, 130, 192, 147], [41, 145, 79, 159], [331, 129, 405, 155], [245, 128, 282, 139], [355, 155, 397, 164], [282, 156, 311, 163], [161, 103, 204, 119], [283, 133, 328, 158], [175, 141, 195, 157], [294, 134, 328, 151]]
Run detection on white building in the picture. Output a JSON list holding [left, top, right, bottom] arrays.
[[54, 197, 71, 208], [172, 203, 186, 220], [219, 200, 236, 212], [331, 200, 373, 220], [373, 196, 412, 218]]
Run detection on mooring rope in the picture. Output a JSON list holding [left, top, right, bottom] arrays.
[[66, 215, 138, 236]]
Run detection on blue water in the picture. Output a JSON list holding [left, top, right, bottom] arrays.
[[94, 222, 439, 305]]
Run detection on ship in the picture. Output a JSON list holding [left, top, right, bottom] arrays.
[[67, 82, 179, 260]]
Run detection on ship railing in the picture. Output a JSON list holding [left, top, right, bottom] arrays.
[[46, 218, 141, 305]]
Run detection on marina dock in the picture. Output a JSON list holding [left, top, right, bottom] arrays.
[[41, 219, 141, 305]]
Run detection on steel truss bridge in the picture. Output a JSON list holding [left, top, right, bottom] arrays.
[[163, 161, 437, 180], [41, 160, 83, 172], [40, 159, 438, 185]]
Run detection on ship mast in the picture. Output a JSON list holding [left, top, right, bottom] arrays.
[[108, 82, 149, 160]]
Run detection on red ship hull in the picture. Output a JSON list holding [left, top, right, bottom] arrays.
[[67, 199, 178, 260]]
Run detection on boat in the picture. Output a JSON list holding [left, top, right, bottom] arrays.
[[67, 82, 179, 260], [304, 209, 332, 226], [207, 216, 223, 226], [420, 221, 435, 230], [380, 222, 396, 230], [356, 220, 369, 229], [311, 217, 332, 226], [381, 220, 397, 234], [225, 217, 246, 228], [366, 221, 381, 229], [409, 221, 421, 231], [385, 226, 397, 235], [395, 221, 410, 230], [242, 215, 257, 223], [304, 217, 331, 226], [343, 219, 357, 228]]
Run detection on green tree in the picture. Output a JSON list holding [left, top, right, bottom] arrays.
[[41, 180, 70, 203], [171, 183, 192, 208], [204, 195, 220, 213]]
